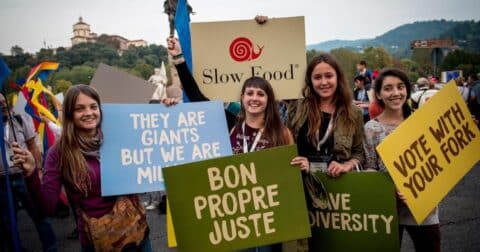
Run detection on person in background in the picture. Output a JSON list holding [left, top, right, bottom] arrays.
[[0, 93, 57, 252], [411, 77, 438, 109], [368, 96, 384, 120], [456, 76, 469, 102], [353, 75, 370, 123], [356, 60, 373, 90], [363, 68, 440, 252], [467, 73, 480, 127]]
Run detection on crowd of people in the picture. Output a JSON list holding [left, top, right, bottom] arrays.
[[1, 18, 479, 252]]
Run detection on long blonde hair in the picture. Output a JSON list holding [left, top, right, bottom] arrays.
[[57, 84, 102, 195]]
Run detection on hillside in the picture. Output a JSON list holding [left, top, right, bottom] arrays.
[[308, 20, 479, 57]]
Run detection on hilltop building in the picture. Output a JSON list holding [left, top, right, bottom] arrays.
[[71, 17, 147, 50]]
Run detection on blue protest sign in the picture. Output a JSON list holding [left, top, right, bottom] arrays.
[[100, 101, 232, 196]]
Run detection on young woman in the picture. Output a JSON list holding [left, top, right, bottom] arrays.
[[230, 76, 293, 155], [12, 85, 152, 251], [290, 53, 365, 176], [363, 68, 440, 252], [167, 37, 293, 252], [287, 53, 365, 251]]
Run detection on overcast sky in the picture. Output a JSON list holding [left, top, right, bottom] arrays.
[[1, 0, 479, 54]]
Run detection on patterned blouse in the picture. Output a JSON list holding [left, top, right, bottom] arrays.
[[230, 123, 272, 154], [364, 119, 439, 226]]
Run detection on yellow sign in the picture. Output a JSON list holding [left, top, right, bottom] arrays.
[[190, 16, 306, 101], [377, 81, 480, 224], [166, 200, 177, 247]]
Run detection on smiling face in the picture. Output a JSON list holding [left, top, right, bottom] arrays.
[[377, 76, 407, 111], [241, 86, 268, 117], [73, 92, 101, 137], [311, 62, 338, 101]]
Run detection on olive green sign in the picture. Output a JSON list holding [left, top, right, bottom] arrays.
[[307, 172, 400, 252], [163, 145, 310, 251]]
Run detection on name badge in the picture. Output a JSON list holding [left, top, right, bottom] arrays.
[[309, 155, 331, 173]]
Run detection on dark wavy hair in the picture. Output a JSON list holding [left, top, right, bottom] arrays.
[[374, 68, 412, 118], [237, 76, 289, 147]]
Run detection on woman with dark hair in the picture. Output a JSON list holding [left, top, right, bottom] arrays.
[[290, 53, 365, 176], [363, 68, 440, 252], [12, 84, 152, 251], [167, 37, 293, 251], [287, 53, 365, 251], [230, 76, 293, 154]]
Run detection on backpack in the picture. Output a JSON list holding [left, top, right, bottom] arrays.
[[412, 90, 428, 110]]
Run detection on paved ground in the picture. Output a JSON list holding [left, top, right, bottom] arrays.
[[14, 162, 480, 251]]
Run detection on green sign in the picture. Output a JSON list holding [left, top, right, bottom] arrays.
[[163, 145, 311, 252], [307, 172, 399, 252]]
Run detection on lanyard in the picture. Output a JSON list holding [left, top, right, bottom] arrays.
[[242, 122, 263, 153], [316, 115, 334, 152]]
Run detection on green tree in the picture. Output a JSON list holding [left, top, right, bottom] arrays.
[[70, 65, 96, 84], [331, 48, 361, 86], [440, 49, 480, 76], [97, 34, 121, 50], [132, 60, 154, 80], [411, 48, 434, 76], [36, 48, 56, 62], [306, 49, 319, 64], [399, 58, 421, 82], [52, 79, 72, 94], [361, 47, 393, 70]]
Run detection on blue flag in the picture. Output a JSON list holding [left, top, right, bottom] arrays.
[[175, 0, 192, 72], [175, 0, 192, 102], [0, 57, 11, 90]]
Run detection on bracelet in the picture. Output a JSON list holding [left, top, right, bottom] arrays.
[[172, 53, 184, 60]]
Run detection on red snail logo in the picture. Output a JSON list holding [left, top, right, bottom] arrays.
[[229, 37, 264, 62]]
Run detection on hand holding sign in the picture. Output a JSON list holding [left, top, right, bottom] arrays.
[[164, 145, 310, 251], [377, 81, 480, 223]]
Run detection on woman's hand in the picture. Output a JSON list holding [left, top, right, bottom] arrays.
[[255, 15, 268, 24], [12, 142, 35, 176], [161, 97, 180, 107], [327, 161, 353, 177], [397, 190, 407, 204], [167, 37, 183, 57], [291, 156, 309, 172]]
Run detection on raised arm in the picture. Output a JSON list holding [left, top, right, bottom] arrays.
[[167, 37, 210, 102]]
